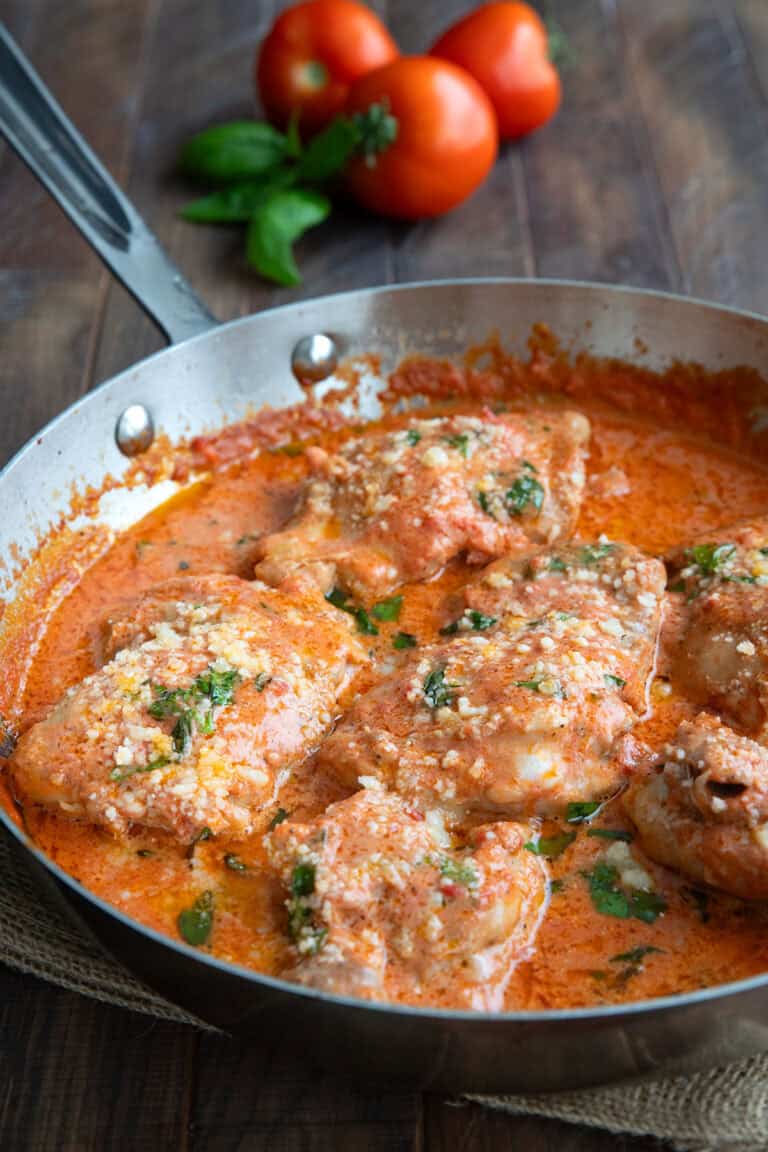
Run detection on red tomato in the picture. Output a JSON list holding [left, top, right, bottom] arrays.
[[256, 0, 399, 135], [344, 57, 498, 220], [431, 2, 561, 140]]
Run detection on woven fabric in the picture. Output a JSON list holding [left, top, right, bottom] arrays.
[[2, 831, 766, 1150]]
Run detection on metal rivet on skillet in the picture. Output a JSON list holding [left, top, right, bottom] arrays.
[[115, 404, 155, 456], [291, 333, 339, 384]]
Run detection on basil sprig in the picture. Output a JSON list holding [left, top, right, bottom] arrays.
[[180, 115, 362, 285]]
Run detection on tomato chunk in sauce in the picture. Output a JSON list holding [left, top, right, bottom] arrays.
[[4, 352, 768, 1012]]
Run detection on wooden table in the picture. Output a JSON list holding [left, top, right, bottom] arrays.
[[2, 1, 768, 1148]]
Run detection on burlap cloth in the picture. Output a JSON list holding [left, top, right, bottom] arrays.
[[3, 832, 767, 1150]]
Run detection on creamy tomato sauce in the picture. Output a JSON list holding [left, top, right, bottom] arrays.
[[5, 348, 768, 1010]]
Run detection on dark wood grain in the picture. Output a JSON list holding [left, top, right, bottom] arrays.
[[0, 0, 156, 463], [4, 0, 768, 1148], [0, 969, 196, 1151], [618, 0, 768, 311], [190, 1031, 422, 1152]]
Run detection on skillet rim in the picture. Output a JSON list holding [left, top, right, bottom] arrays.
[[3, 274, 768, 1027]]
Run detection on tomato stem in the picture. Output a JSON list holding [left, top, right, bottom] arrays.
[[301, 60, 329, 90], [352, 101, 398, 167]]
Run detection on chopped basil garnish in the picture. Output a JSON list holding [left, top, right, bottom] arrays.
[[587, 828, 633, 842], [476, 490, 494, 517], [423, 665, 455, 709], [549, 878, 565, 894], [178, 560, 190, 571], [195, 667, 241, 706], [405, 429, 421, 446], [610, 945, 663, 965], [178, 890, 214, 946], [186, 826, 213, 860], [687, 542, 735, 575], [291, 862, 316, 898], [224, 853, 247, 872], [147, 666, 241, 761], [433, 855, 479, 887], [584, 863, 667, 923], [566, 801, 601, 823], [444, 432, 470, 457], [393, 631, 418, 649], [440, 610, 498, 635], [324, 587, 379, 636], [286, 862, 326, 953], [604, 674, 626, 689], [505, 472, 544, 516], [269, 807, 289, 830], [372, 595, 403, 622], [514, 678, 564, 698], [549, 556, 567, 572], [110, 755, 169, 783], [172, 711, 195, 756], [524, 831, 576, 859], [668, 579, 685, 593], [354, 608, 379, 635], [254, 672, 272, 692], [580, 543, 615, 565], [325, 586, 349, 610]]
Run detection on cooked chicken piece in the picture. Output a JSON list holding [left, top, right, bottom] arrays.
[[267, 788, 546, 1009], [624, 713, 768, 900], [317, 541, 665, 816], [669, 525, 768, 736], [10, 574, 365, 842], [253, 409, 590, 599]]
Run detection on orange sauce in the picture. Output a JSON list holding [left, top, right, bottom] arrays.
[[5, 360, 768, 1009]]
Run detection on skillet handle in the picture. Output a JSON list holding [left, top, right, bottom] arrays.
[[0, 23, 217, 345]]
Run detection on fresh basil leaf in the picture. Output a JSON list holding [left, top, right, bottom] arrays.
[[178, 890, 214, 946], [604, 674, 626, 689], [295, 116, 359, 183], [393, 631, 417, 649], [269, 807, 289, 830], [247, 189, 331, 285], [524, 831, 576, 859], [181, 173, 294, 223], [180, 121, 287, 182]]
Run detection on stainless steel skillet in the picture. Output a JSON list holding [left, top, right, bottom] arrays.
[[3, 24, 768, 1094]]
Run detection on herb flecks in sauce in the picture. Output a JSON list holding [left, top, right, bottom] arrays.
[[286, 862, 326, 955], [178, 890, 214, 946]]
